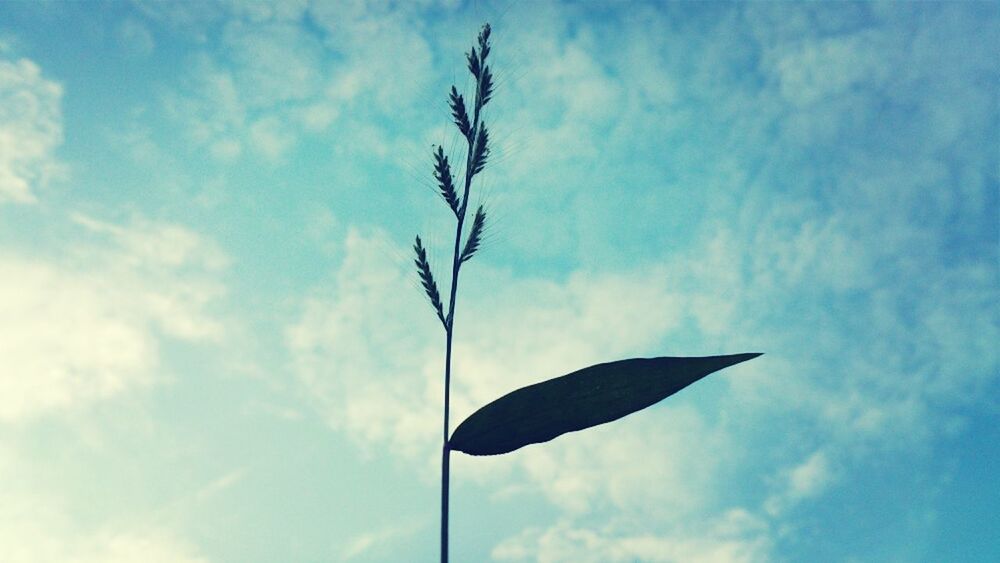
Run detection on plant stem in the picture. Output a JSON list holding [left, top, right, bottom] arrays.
[[440, 202, 465, 563], [441, 328, 453, 563], [440, 24, 491, 560], [441, 82, 484, 563]]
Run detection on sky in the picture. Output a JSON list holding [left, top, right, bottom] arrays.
[[0, 1, 998, 561]]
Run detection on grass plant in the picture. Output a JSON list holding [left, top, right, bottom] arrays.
[[412, 23, 495, 563], [412, 23, 760, 562]]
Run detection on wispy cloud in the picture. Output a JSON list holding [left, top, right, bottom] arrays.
[[340, 520, 424, 562], [0, 56, 64, 204], [117, 19, 155, 58], [0, 440, 212, 563], [492, 510, 773, 563], [286, 2, 998, 560], [0, 213, 228, 421], [1, 1, 994, 561]]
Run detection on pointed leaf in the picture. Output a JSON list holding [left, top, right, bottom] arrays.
[[449, 86, 471, 141], [466, 47, 480, 78], [478, 65, 494, 107], [460, 205, 486, 263], [478, 23, 491, 62], [450, 353, 761, 456], [470, 125, 489, 176], [413, 236, 446, 326], [433, 146, 460, 215]]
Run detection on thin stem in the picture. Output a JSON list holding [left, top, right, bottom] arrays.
[[441, 25, 491, 562], [441, 326, 453, 563], [440, 64, 485, 563], [440, 189, 464, 563]]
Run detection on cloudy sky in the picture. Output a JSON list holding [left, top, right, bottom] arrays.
[[1, 1, 998, 561]]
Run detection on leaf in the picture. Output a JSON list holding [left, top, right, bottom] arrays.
[[470, 125, 489, 176], [413, 236, 446, 326], [478, 65, 493, 107], [466, 47, 480, 78], [449, 86, 471, 142], [460, 205, 486, 263], [449, 353, 762, 456], [433, 145, 460, 215], [478, 23, 491, 61]]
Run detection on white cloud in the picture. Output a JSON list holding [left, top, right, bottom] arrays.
[[69, 532, 210, 563], [163, 16, 346, 163], [3, 528, 210, 563], [0, 214, 228, 421], [307, 2, 437, 119], [0, 440, 211, 563], [0, 57, 64, 204], [339, 520, 422, 562], [249, 116, 295, 160], [288, 230, 687, 470], [1, 503, 210, 563], [490, 406, 733, 518], [0, 256, 156, 420], [275, 3, 997, 559], [289, 177, 995, 557], [209, 137, 242, 161], [159, 0, 450, 169], [220, 20, 323, 107], [117, 19, 155, 57], [287, 228, 442, 461], [221, 0, 308, 23], [772, 31, 894, 106], [764, 450, 835, 517], [288, 228, 756, 532], [295, 101, 339, 132], [164, 58, 247, 163], [492, 510, 772, 563]]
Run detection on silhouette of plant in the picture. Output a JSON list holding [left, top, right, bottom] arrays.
[[413, 23, 761, 562]]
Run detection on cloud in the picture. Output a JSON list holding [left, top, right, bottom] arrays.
[[492, 510, 772, 563], [285, 6, 997, 548], [274, 2, 996, 560], [69, 532, 210, 563], [287, 228, 442, 461], [287, 229, 687, 468], [764, 450, 835, 517], [0, 56, 64, 204], [0, 214, 228, 421], [117, 19, 155, 57], [288, 228, 761, 535], [164, 57, 247, 162], [219, 20, 324, 107], [248, 116, 295, 160], [339, 520, 423, 562], [1, 503, 210, 563], [162, 16, 329, 162], [4, 528, 210, 563], [158, 1, 439, 165], [156, 0, 471, 177], [772, 31, 894, 106], [0, 439, 211, 563], [220, 0, 309, 23], [291, 191, 993, 556]]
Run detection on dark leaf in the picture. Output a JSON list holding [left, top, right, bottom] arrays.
[[413, 236, 446, 326], [470, 126, 489, 176], [449, 86, 471, 141], [450, 353, 762, 456], [433, 146, 460, 215], [478, 66, 494, 107], [460, 205, 486, 263], [467, 47, 480, 78], [478, 23, 491, 62]]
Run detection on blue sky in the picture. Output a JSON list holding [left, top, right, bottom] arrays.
[[1, 1, 997, 561]]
